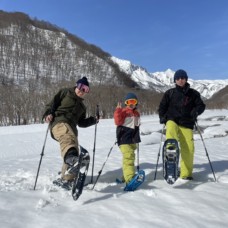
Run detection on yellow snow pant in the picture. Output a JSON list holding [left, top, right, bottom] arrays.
[[119, 144, 137, 184], [166, 120, 194, 178], [52, 122, 79, 180]]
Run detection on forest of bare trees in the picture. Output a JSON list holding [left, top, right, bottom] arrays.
[[0, 11, 146, 126], [0, 79, 162, 126], [0, 11, 226, 126]]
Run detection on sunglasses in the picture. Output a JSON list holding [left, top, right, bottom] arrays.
[[77, 83, 90, 93], [175, 76, 186, 81], [125, 99, 138, 106]]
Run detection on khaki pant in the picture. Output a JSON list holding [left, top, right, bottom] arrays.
[[52, 122, 79, 180], [119, 144, 137, 183], [166, 120, 194, 178]]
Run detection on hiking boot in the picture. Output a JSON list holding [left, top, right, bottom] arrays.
[[64, 148, 79, 175], [116, 176, 125, 184], [65, 148, 90, 175], [65, 148, 79, 165], [181, 176, 193, 181], [53, 178, 73, 190]]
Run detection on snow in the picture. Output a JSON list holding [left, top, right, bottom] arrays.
[[111, 56, 228, 98], [0, 110, 228, 228]]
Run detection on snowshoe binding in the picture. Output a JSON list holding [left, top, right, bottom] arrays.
[[124, 170, 145, 191], [53, 178, 73, 191], [162, 139, 180, 185]]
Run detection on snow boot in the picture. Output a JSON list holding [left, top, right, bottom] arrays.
[[64, 148, 79, 175], [53, 178, 73, 191]]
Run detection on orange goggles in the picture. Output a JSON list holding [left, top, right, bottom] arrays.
[[125, 99, 138, 106]]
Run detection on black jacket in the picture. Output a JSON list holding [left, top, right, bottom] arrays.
[[158, 83, 205, 129]]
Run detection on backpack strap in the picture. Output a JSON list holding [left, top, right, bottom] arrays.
[[50, 88, 69, 115]]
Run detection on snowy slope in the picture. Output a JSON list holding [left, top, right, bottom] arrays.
[[0, 110, 228, 228]]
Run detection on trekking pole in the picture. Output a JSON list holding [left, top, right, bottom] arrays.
[[91, 104, 100, 184], [34, 124, 50, 190], [136, 143, 140, 172], [154, 124, 165, 180], [195, 121, 216, 182], [92, 141, 116, 190]]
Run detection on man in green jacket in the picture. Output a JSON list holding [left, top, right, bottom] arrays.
[[43, 77, 97, 186]]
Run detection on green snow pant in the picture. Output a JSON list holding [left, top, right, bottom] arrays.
[[119, 144, 137, 183], [166, 120, 194, 178]]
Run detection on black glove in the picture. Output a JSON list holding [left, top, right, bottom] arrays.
[[90, 116, 99, 124], [160, 117, 166, 124], [191, 110, 198, 121], [78, 116, 97, 127]]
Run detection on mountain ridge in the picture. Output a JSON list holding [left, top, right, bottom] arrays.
[[111, 57, 228, 99], [1, 10, 228, 100]]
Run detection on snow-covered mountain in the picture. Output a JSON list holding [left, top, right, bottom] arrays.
[[111, 56, 228, 99], [1, 11, 228, 101]]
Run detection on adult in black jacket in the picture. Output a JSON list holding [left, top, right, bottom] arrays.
[[158, 69, 205, 180]]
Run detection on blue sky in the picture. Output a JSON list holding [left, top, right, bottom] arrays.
[[1, 0, 228, 80]]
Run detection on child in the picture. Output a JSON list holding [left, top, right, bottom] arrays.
[[114, 92, 141, 185]]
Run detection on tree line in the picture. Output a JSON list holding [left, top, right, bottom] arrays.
[[0, 11, 225, 126], [0, 11, 160, 126], [0, 79, 162, 126]]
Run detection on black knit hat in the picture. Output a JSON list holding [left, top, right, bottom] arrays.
[[125, 92, 137, 101], [173, 69, 188, 82], [76, 77, 89, 87]]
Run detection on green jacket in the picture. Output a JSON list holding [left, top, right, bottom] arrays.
[[43, 87, 96, 138]]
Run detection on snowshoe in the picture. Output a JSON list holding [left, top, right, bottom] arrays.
[[71, 146, 90, 201], [124, 170, 145, 191], [162, 139, 180, 185]]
